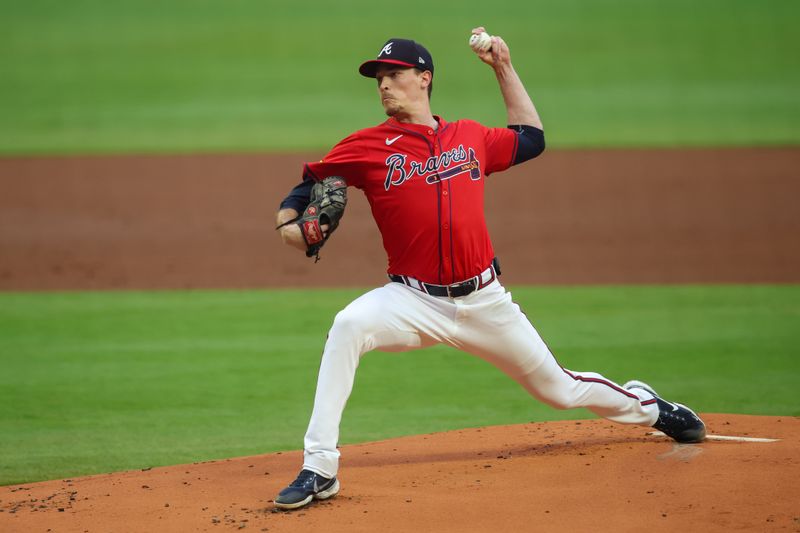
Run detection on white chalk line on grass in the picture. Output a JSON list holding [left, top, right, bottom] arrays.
[[648, 431, 779, 443]]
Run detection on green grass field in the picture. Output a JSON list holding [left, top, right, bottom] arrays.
[[1, 0, 799, 154], [1, 285, 798, 485], [1, 0, 798, 490]]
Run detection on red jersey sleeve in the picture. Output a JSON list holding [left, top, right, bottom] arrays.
[[303, 132, 369, 189], [482, 126, 518, 176]]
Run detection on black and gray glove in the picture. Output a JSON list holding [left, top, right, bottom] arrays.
[[278, 176, 347, 261]]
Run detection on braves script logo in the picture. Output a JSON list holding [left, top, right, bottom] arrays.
[[379, 42, 393, 56], [384, 145, 481, 190]]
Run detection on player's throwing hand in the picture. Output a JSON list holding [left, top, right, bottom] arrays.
[[470, 27, 511, 68]]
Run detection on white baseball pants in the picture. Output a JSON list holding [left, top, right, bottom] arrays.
[[302, 278, 659, 478]]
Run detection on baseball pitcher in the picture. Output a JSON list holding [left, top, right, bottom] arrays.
[[273, 27, 706, 510]]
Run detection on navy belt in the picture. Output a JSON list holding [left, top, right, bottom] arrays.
[[389, 265, 496, 298]]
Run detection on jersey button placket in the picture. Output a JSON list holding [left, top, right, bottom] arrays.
[[434, 132, 454, 284], [441, 201, 451, 280]]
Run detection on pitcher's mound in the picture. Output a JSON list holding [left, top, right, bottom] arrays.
[[2, 414, 797, 532]]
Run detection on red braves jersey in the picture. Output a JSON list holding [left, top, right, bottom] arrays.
[[303, 116, 519, 285]]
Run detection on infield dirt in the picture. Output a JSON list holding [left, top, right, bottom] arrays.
[[1, 148, 798, 290], [1, 414, 798, 532]]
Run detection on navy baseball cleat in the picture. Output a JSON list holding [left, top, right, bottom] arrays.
[[623, 380, 707, 443], [274, 469, 340, 510]]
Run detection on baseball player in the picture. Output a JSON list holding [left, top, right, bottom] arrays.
[[273, 28, 706, 510]]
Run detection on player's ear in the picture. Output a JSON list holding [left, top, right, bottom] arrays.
[[419, 70, 432, 90]]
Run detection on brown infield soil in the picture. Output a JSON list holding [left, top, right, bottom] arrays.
[[1, 149, 799, 531], [1, 415, 798, 532], [0, 147, 799, 289]]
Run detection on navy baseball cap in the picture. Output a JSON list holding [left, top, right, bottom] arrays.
[[359, 38, 434, 78]]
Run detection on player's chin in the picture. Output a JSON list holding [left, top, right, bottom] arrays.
[[382, 101, 402, 117]]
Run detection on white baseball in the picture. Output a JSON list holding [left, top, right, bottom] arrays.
[[469, 31, 492, 53]]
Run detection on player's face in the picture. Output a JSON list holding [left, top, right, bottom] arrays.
[[375, 66, 429, 117]]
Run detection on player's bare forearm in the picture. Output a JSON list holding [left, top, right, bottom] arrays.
[[276, 207, 332, 253], [276, 208, 308, 251], [471, 27, 543, 130], [494, 62, 542, 130]]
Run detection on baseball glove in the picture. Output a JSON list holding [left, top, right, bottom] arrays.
[[286, 176, 348, 261]]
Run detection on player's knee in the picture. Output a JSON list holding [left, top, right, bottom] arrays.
[[541, 394, 576, 410], [330, 306, 374, 338], [529, 381, 579, 410], [518, 368, 583, 410], [330, 309, 357, 335]]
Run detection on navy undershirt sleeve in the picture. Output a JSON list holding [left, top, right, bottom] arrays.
[[508, 125, 545, 165], [279, 178, 314, 212]]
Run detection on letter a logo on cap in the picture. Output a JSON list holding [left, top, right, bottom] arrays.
[[379, 42, 393, 57]]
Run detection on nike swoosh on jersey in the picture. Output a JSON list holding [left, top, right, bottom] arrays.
[[385, 135, 403, 146]]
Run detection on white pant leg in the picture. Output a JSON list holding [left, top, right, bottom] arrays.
[[449, 281, 658, 426], [303, 283, 449, 478]]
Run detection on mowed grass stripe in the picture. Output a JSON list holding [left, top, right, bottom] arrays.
[[1, 0, 798, 154], [1, 285, 798, 484]]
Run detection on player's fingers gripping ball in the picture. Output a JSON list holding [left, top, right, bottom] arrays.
[[298, 176, 348, 261], [469, 31, 492, 53]]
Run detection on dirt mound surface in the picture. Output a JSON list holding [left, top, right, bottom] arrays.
[[2, 414, 797, 532], [1, 148, 799, 290]]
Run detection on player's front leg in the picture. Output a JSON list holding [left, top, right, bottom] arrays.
[[274, 283, 441, 510]]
